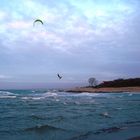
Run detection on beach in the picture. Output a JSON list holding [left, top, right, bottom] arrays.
[[66, 86, 140, 93]]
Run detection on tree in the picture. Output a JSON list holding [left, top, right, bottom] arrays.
[[88, 77, 97, 87]]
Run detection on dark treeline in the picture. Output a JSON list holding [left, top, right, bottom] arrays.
[[97, 78, 140, 88]]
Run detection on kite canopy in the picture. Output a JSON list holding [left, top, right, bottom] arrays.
[[33, 19, 44, 26]]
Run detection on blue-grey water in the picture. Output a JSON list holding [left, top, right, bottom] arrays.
[[0, 90, 140, 140]]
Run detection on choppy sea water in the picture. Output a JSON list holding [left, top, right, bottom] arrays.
[[0, 90, 140, 140]]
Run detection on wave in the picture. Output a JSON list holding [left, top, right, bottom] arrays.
[[94, 126, 126, 134], [24, 124, 66, 133], [67, 92, 100, 97], [124, 120, 140, 125], [21, 92, 58, 100], [30, 114, 46, 120], [0, 91, 15, 95], [0, 91, 17, 99], [19, 91, 114, 101], [71, 126, 125, 140], [127, 136, 140, 140], [70, 131, 92, 140], [30, 97, 45, 100], [99, 112, 112, 118], [94, 121, 140, 135], [70, 122, 140, 140], [43, 92, 58, 97], [21, 97, 30, 100], [21, 96, 45, 100], [0, 95, 16, 99]]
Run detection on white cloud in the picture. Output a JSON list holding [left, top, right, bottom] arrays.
[[7, 21, 31, 29], [0, 11, 7, 20], [0, 0, 139, 85]]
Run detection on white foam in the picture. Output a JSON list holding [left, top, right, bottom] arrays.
[[21, 97, 30, 100], [21, 91, 59, 101], [63, 102, 67, 105], [74, 101, 80, 105], [43, 92, 58, 97], [73, 92, 108, 97], [118, 95, 124, 98], [128, 93, 133, 96], [31, 97, 45, 100], [100, 112, 111, 118], [116, 107, 122, 110], [55, 99, 60, 102], [21, 96, 45, 100], [31, 90, 36, 93], [0, 95, 16, 99], [0, 91, 15, 95]]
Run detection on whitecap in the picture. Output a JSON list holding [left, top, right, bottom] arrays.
[[43, 92, 58, 97], [100, 112, 111, 118], [67, 92, 95, 97], [21, 97, 30, 100], [0, 91, 15, 95], [21, 96, 45, 100], [118, 95, 124, 98], [63, 102, 67, 105], [0, 95, 16, 99], [31, 97, 41, 100], [74, 101, 80, 105], [115, 107, 122, 110], [31, 97, 45, 100], [31, 90, 36, 93], [128, 93, 133, 96], [55, 99, 60, 102]]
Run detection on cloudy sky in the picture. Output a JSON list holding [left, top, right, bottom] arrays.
[[0, 0, 140, 89]]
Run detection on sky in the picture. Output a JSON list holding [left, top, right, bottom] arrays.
[[0, 0, 140, 89]]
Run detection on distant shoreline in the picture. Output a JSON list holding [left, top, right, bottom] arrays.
[[66, 86, 140, 93]]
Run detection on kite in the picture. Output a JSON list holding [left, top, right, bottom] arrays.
[[57, 74, 62, 79], [33, 19, 44, 26]]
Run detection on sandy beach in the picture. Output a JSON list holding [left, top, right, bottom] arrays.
[[66, 86, 140, 93]]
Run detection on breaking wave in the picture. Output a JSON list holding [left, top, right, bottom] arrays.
[[0, 95, 16, 99], [0, 91, 17, 99]]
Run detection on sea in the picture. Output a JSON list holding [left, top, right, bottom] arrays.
[[0, 89, 140, 140]]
